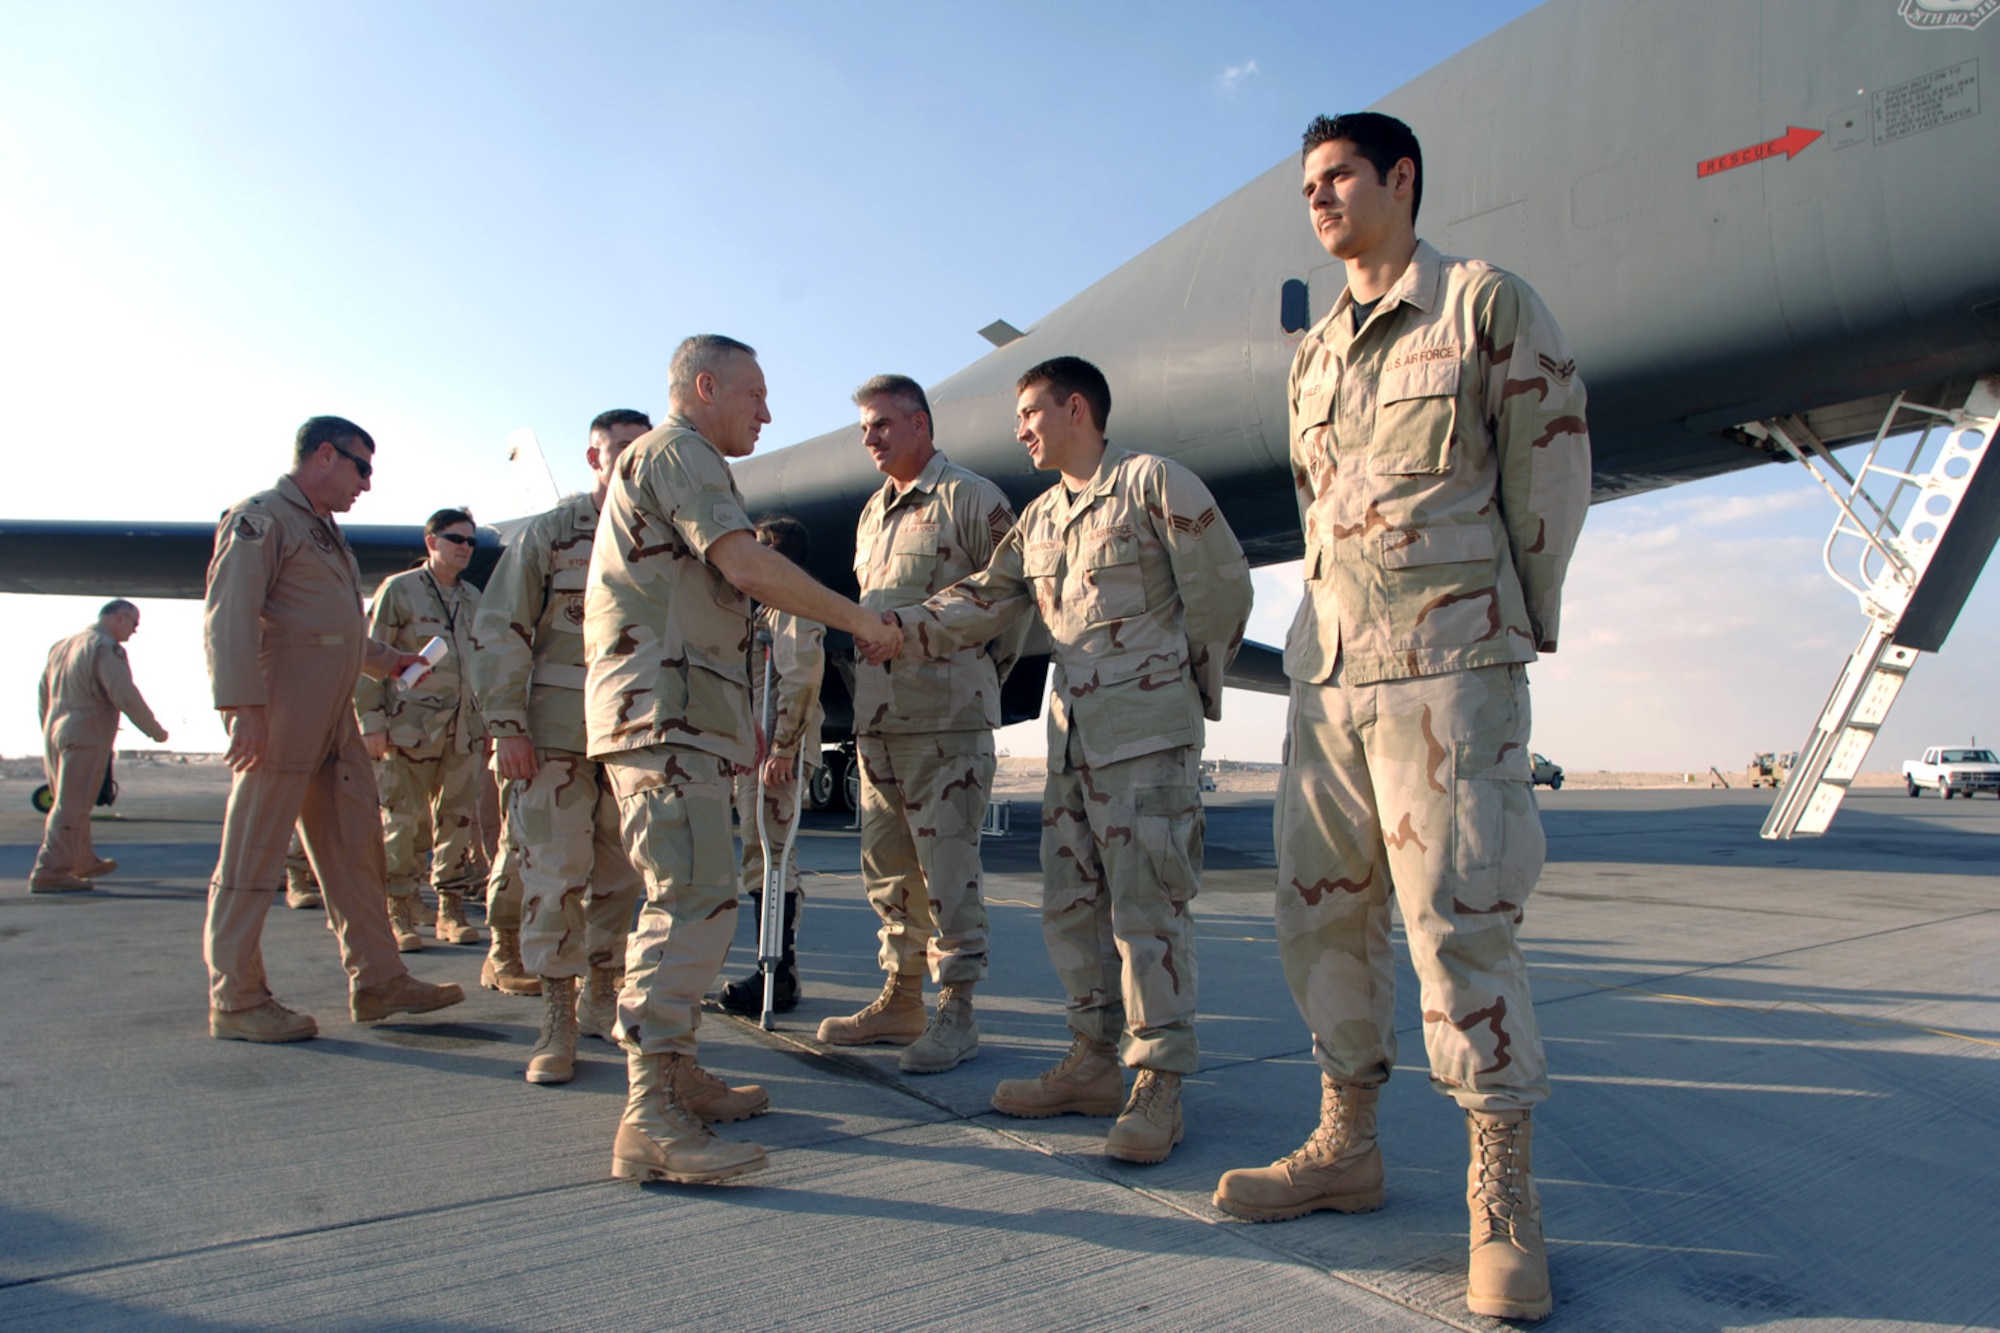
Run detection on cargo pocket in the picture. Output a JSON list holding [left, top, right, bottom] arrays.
[[1448, 741, 1543, 926], [1136, 784, 1204, 909]]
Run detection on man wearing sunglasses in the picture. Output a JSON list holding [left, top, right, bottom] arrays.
[[202, 416, 466, 1043], [356, 507, 491, 951]]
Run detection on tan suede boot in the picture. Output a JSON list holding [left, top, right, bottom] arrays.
[[815, 972, 925, 1046], [899, 982, 978, 1074], [526, 976, 578, 1085], [210, 999, 318, 1043], [80, 857, 119, 878], [1465, 1108, 1550, 1321], [1105, 1069, 1184, 1163], [990, 1032, 1125, 1118], [480, 927, 541, 996], [666, 1054, 770, 1122], [410, 889, 438, 927], [434, 889, 481, 944], [611, 1051, 768, 1185], [1213, 1077, 1384, 1222], [575, 964, 623, 1041], [351, 973, 464, 1023], [386, 894, 424, 952]]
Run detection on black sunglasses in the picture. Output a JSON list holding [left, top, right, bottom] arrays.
[[434, 532, 475, 547], [331, 443, 373, 480]]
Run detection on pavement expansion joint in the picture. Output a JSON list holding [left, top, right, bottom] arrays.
[[710, 1009, 1489, 1331]]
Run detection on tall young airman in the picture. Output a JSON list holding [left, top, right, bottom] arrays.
[[1209, 114, 1591, 1324]]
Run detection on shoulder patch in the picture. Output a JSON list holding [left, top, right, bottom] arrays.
[[232, 513, 269, 544], [712, 501, 750, 531]]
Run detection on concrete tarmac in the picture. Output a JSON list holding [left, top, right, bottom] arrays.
[[0, 762, 1994, 1331]]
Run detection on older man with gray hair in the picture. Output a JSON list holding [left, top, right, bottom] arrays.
[[31, 599, 169, 893]]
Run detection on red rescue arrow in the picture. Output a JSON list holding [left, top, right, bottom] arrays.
[[1697, 125, 1823, 178]]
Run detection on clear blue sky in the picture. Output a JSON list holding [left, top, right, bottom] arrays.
[[2, 1, 1993, 771]]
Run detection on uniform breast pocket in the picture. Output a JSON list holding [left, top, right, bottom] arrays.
[[1372, 357, 1459, 476], [1023, 542, 1064, 619], [549, 565, 587, 635], [1079, 534, 1146, 624], [887, 528, 941, 591], [1293, 382, 1336, 448]]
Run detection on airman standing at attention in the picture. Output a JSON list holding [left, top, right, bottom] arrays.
[[30, 599, 169, 893], [467, 409, 652, 1085], [203, 415, 464, 1042], [356, 508, 490, 951], [895, 356, 1253, 1165], [1209, 114, 1590, 1325], [816, 374, 1022, 1074], [717, 516, 825, 1017], [585, 334, 904, 1185]]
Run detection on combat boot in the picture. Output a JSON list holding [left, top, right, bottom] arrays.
[[899, 982, 979, 1074], [816, 972, 925, 1046], [386, 894, 424, 952], [210, 999, 318, 1043], [410, 889, 438, 928], [1213, 1077, 1384, 1221], [720, 893, 801, 1015], [351, 973, 464, 1023], [479, 927, 541, 996], [285, 876, 322, 910], [612, 1050, 768, 1185], [1465, 1108, 1550, 1321], [434, 889, 481, 945], [1106, 1069, 1184, 1163], [990, 1032, 1125, 1118], [576, 963, 623, 1041], [80, 857, 119, 878], [665, 1054, 770, 1122], [526, 976, 579, 1085], [28, 874, 95, 894]]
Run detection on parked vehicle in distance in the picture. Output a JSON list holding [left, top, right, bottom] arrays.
[[1745, 751, 1797, 789], [1902, 746, 2000, 799], [1531, 753, 1564, 790]]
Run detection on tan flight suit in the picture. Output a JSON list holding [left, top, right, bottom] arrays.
[[899, 445, 1252, 1073], [734, 607, 826, 902], [851, 452, 1020, 985], [355, 567, 488, 905], [583, 415, 757, 1056], [1279, 240, 1591, 1111], [32, 624, 167, 880], [202, 475, 408, 1012], [468, 491, 641, 980]]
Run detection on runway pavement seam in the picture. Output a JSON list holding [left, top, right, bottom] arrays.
[[0, 1180, 607, 1294], [713, 1010, 1481, 1331]]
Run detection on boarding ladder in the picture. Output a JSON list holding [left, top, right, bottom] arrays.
[[1753, 376, 2000, 838]]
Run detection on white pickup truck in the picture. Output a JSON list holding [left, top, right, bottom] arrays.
[[1902, 747, 2000, 799]]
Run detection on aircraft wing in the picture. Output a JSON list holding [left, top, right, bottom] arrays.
[[0, 519, 502, 597]]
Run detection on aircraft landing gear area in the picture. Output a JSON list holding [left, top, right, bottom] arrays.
[[29, 757, 118, 814]]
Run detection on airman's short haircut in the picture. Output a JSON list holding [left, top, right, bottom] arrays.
[[1016, 356, 1112, 433], [1302, 112, 1424, 224], [99, 599, 138, 619], [294, 415, 375, 466], [425, 507, 475, 536], [589, 408, 651, 437], [668, 335, 757, 405], [852, 374, 933, 437], [755, 515, 810, 569]]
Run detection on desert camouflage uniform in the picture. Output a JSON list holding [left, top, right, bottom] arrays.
[[734, 607, 825, 902], [584, 415, 756, 1056], [468, 492, 641, 978], [32, 624, 167, 881], [899, 445, 1251, 1072], [483, 810, 523, 932], [851, 452, 1021, 984], [1279, 240, 1590, 1111], [355, 568, 488, 903]]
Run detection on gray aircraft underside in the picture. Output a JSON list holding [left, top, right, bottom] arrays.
[[3, 0, 1996, 693]]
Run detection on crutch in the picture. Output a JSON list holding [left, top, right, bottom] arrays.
[[755, 629, 805, 1031]]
